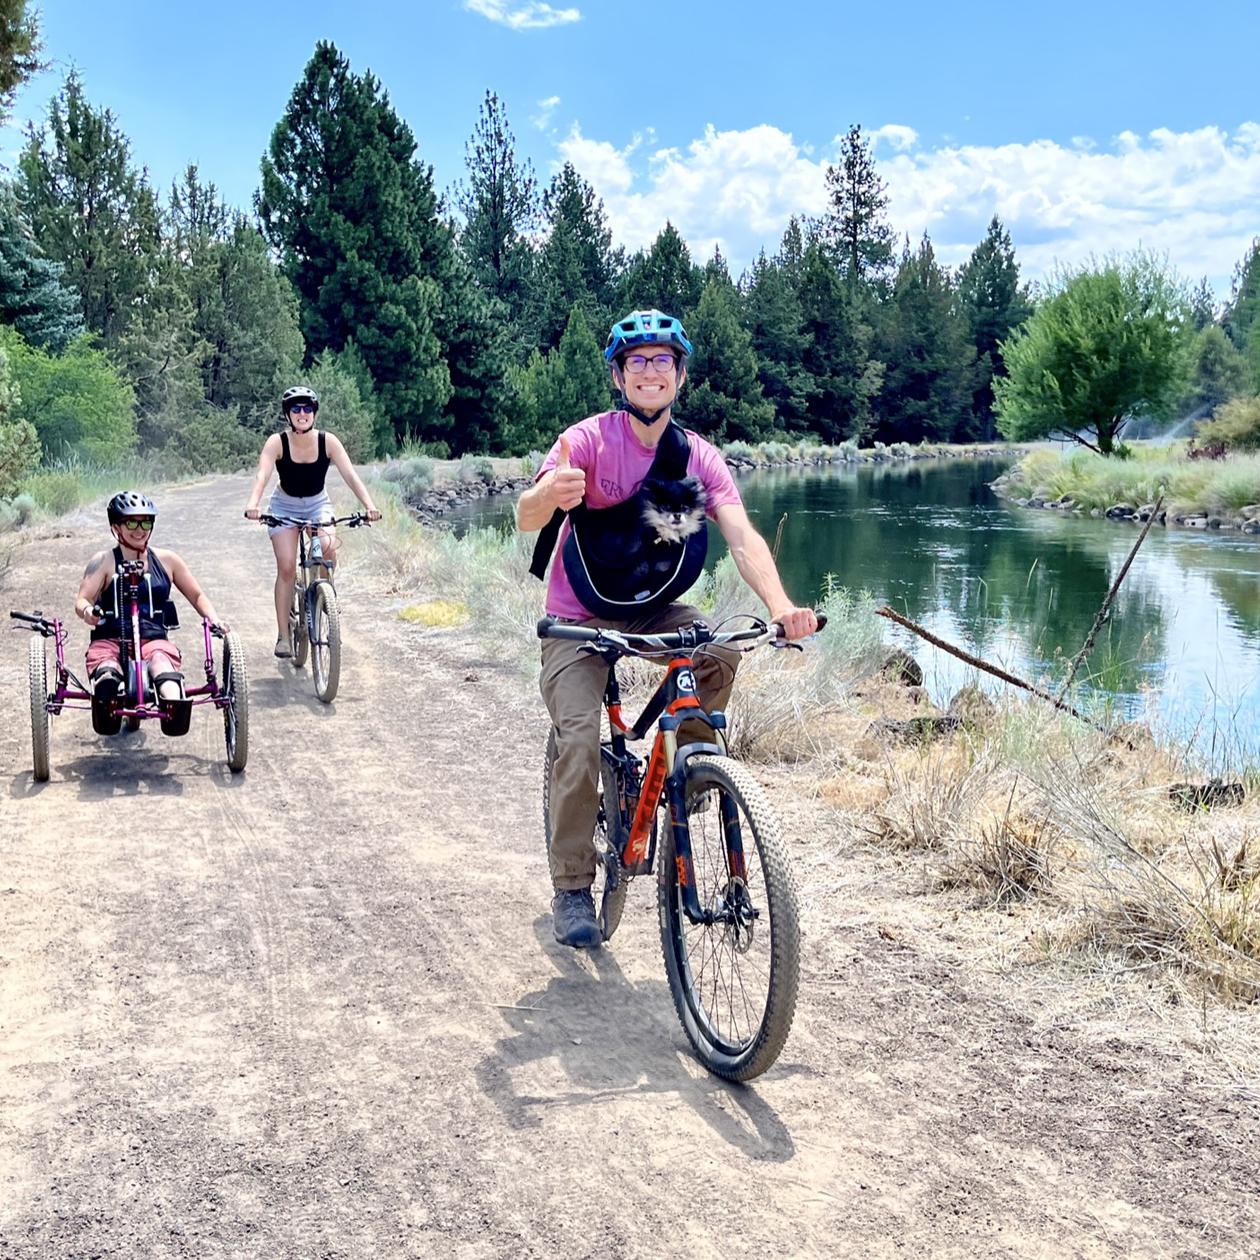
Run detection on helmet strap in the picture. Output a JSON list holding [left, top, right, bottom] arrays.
[[621, 397, 670, 426]]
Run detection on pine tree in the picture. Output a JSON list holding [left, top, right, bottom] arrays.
[[0, 185, 83, 352], [500, 304, 608, 453], [618, 222, 703, 319], [1223, 239, 1260, 390], [169, 167, 304, 426], [17, 71, 161, 348], [258, 42, 452, 443], [454, 90, 536, 344], [533, 163, 617, 351], [1189, 277, 1216, 332], [743, 250, 810, 432], [796, 242, 882, 441], [874, 234, 974, 443], [684, 274, 775, 441], [822, 124, 896, 292], [956, 216, 1032, 439], [0, 0, 41, 125]]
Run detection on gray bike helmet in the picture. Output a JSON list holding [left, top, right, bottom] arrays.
[[282, 384, 319, 413], [107, 490, 157, 523]]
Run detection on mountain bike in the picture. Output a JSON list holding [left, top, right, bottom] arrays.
[[258, 513, 369, 704], [11, 571, 248, 781], [539, 613, 825, 1082]]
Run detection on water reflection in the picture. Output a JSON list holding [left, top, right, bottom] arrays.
[[446, 458, 1260, 757]]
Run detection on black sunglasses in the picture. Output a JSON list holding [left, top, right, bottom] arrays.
[[288, 402, 316, 414]]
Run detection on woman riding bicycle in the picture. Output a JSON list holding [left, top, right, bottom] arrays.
[[516, 308, 817, 948], [243, 384, 381, 658], [75, 491, 226, 735]]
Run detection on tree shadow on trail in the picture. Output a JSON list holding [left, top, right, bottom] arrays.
[[473, 915, 796, 1162]]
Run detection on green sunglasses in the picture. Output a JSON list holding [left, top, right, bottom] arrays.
[[119, 517, 154, 532]]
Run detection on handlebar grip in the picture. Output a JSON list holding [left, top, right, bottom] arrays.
[[536, 616, 599, 642], [9, 611, 38, 623]]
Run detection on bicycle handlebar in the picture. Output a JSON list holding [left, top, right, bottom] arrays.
[[536, 613, 827, 656], [9, 610, 56, 637], [256, 512, 371, 530]]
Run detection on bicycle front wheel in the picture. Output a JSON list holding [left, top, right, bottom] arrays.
[[658, 754, 800, 1081], [543, 728, 628, 942], [28, 635, 50, 782], [311, 582, 341, 704]]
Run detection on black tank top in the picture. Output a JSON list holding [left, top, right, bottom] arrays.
[[91, 547, 176, 642], [276, 431, 330, 497]]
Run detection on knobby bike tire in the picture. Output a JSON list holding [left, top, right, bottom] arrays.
[[543, 727, 629, 942], [291, 583, 310, 669], [657, 754, 800, 1082], [222, 629, 249, 772], [27, 635, 50, 782], [312, 582, 341, 704]]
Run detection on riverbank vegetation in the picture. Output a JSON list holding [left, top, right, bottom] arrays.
[[997, 446, 1260, 531]]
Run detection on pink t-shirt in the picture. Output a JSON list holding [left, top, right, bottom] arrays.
[[536, 410, 743, 619]]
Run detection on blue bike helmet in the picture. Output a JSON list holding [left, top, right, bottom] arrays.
[[604, 309, 693, 363]]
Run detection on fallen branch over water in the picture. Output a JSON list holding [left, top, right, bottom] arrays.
[[874, 604, 1097, 727], [1057, 493, 1164, 700]]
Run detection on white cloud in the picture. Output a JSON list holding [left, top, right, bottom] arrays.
[[532, 95, 561, 130], [464, 0, 580, 30], [550, 121, 1260, 294], [869, 124, 918, 152]]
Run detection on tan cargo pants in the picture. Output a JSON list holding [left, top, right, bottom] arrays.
[[540, 603, 739, 891]]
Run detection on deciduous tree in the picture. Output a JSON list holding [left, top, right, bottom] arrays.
[[995, 252, 1192, 455]]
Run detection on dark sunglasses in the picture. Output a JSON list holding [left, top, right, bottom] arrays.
[[622, 352, 678, 374], [288, 402, 317, 414], [120, 518, 154, 532]]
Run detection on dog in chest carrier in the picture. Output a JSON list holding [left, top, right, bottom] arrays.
[[529, 421, 709, 619]]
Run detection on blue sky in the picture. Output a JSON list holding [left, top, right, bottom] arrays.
[[12, 1, 1260, 293]]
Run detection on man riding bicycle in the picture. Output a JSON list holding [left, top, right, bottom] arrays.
[[517, 308, 817, 948], [75, 491, 226, 736]]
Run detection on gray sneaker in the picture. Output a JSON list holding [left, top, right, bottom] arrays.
[[552, 888, 603, 948]]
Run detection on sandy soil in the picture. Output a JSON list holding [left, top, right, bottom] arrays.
[[1, 473, 1257, 1259]]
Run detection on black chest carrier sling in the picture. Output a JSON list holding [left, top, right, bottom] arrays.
[[528, 420, 709, 620], [91, 547, 181, 642]]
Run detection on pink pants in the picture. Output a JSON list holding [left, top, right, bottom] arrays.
[[86, 638, 182, 675]]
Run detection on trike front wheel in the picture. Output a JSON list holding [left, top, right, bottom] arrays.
[[222, 629, 249, 772], [27, 635, 50, 782], [658, 754, 800, 1081]]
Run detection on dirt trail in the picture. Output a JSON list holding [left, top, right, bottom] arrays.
[[1, 474, 1256, 1259]]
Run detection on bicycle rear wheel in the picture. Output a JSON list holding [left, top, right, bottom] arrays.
[[28, 635, 50, 782], [221, 629, 249, 772], [291, 583, 309, 668], [311, 582, 341, 704], [543, 728, 628, 942], [658, 754, 800, 1081]]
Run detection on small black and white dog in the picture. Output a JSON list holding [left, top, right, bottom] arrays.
[[639, 475, 708, 545]]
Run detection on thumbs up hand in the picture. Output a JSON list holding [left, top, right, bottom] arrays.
[[549, 434, 586, 511]]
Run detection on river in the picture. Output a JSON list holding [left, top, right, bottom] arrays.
[[450, 458, 1260, 764]]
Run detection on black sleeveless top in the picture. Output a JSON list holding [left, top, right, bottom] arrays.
[[91, 547, 177, 642], [276, 431, 330, 498]]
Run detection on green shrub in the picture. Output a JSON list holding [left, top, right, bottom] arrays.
[[522, 450, 544, 477], [1197, 396, 1260, 451], [0, 418, 40, 497], [379, 455, 436, 505], [723, 440, 756, 463], [10, 492, 36, 525], [457, 454, 495, 485], [21, 469, 86, 515]]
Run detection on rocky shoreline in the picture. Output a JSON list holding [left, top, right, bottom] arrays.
[[991, 469, 1260, 537], [404, 443, 1023, 525]]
